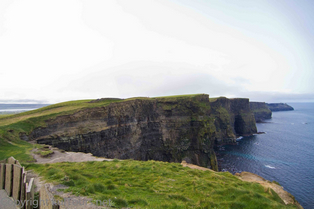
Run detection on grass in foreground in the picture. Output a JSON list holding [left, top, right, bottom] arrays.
[[25, 160, 297, 209]]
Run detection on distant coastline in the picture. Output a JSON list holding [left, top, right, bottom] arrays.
[[266, 103, 294, 111], [0, 104, 50, 114]]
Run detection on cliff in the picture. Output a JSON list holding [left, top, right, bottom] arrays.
[[267, 103, 294, 111], [209, 97, 257, 143], [250, 102, 272, 122], [23, 94, 257, 171]]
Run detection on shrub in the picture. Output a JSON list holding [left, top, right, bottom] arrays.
[[112, 198, 128, 208], [93, 183, 106, 192]]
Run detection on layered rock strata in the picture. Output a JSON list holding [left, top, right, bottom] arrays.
[[26, 95, 257, 170], [249, 102, 272, 122]]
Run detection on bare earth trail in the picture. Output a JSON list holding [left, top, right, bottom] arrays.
[[29, 147, 113, 209], [32, 148, 113, 164]]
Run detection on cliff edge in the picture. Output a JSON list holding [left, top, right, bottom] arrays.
[[22, 94, 257, 171], [250, 102, 272, 122], [267, 103, 294, 111]]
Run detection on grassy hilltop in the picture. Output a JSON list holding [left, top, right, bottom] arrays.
[[0, 95, 301, 208], [0, 98, 123, 161], [0, 95, 200, 161]]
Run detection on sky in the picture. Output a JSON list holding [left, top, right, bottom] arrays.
[[0, 0, 313, 104]]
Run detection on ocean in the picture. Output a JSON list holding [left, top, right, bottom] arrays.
[[2, 102, 313, 207], [216, 103, 314, 209], [0, 104, 49, 114]]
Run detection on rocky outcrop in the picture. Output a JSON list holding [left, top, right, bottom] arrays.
[[209, 97, 257, 143], [267, 103, 294, 111], [250, 102, 272, 122], [26, 94, 257, 170]]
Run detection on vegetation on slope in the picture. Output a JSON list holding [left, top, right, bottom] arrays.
[[0, 95, 206, 162], [0, 94, 300, 208], [0, 99, 115, 162], [25, 160, 297, 209]]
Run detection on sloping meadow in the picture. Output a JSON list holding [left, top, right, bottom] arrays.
[[25, 160, 297, 209]]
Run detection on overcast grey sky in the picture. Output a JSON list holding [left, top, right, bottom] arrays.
[[0, 0, 313, 104]]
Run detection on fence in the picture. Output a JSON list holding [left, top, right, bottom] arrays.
[[0, 156, 34, 209], [39, 184, 59, 209]]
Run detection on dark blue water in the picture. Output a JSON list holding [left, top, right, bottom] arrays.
[[216, 103, 314, 209]]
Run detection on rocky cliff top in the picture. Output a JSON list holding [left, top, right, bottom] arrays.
[[250, 102, 272, 122], [15, 94, 257, 171], [267, 103, 294, 111]]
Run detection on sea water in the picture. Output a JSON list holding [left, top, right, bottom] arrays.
[[2, 103, 313, 207], [216, 103, 314, 209], [0, 104, 49, 114]]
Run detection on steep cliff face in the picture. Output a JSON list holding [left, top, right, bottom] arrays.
[[250, 102, 272, 122], [267, 103, 294, 111], [27, 94, 257, 170], [209, 97, 257, 143]]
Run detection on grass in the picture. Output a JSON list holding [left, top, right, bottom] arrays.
[[0, 98, 124, 162], [0, 138, 35, 162], [0, 94, 300, 208], [24, 160, 297, 209], [0, 114, 14, 118], [0, 99, 117, 127], [0, 95, 206, 163], [34, 149, 53, 157], [153, 94, 204, 99]]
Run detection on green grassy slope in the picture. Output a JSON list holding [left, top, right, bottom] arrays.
[[0, 95, 205, 162], [0, 99, 119, 162], [0, 94, 301, 208], [25, 160, 297, 209]]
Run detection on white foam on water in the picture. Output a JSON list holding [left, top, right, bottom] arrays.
[[236, 136, 243, 141], [265, 165, 276, 169]]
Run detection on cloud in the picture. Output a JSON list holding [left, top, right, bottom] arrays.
[[0, 0, 313, 103], [0, 0, 113, 91], [53, 61, 246, 99]]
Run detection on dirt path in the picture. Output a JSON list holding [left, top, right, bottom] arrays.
[[32, 147, 113, 164], [0, 190, 17, 209], [28, 147, 115, 209], [181, 160, 214, 171]]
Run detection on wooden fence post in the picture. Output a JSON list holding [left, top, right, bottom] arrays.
[[20, 170, 26, 209], [26, 178, 34, 209], [0, 163, 5, 189], [7, 156, 16, 165], [0, 157, 37, 209], [13, 164, 22, 201], [5, 164, 13, 196]]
